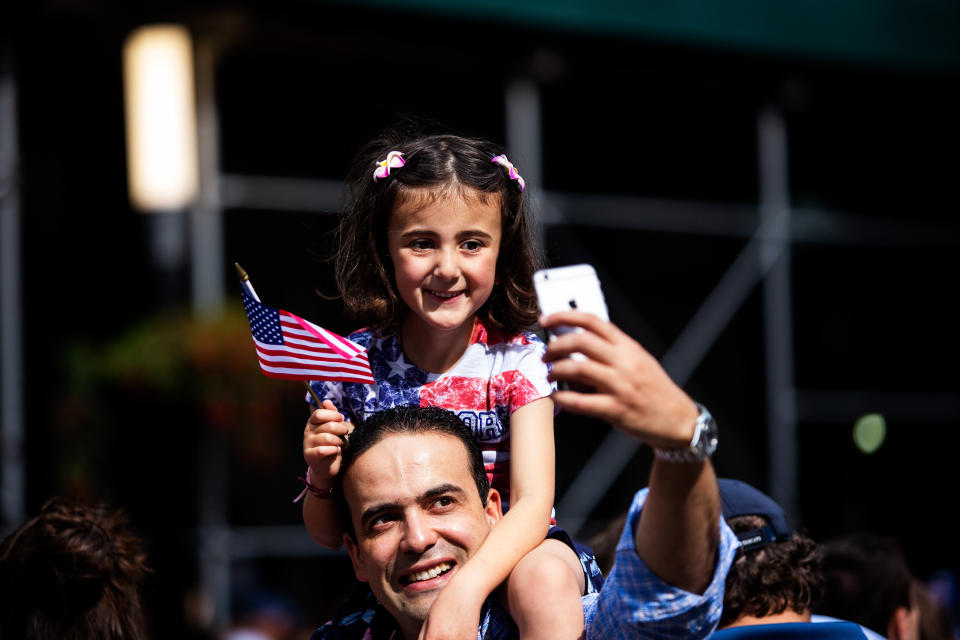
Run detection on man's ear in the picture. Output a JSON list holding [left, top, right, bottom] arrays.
[[887, 605, 918, 640], [343, 533, 369, 583], [484, 488, 503, 528]]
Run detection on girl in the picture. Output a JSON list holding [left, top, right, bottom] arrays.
[[301, 131, 598, 639]]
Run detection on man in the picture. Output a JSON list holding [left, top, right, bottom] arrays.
[[815, 533, 920, 640], [313, 311, 738, 639], [709, 478, 871, 639]]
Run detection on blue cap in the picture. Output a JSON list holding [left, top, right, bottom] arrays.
[[718, 478, 793, 554]]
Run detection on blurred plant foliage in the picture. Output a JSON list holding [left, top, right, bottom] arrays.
[[59, 301, 294, 499]]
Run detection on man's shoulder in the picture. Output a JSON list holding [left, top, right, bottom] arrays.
[[311, 587, 385, 640], [311, 595, 522, 640], [710, 621, 869, 639]]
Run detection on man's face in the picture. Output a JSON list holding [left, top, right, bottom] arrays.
[[342, 432, 502, 638]]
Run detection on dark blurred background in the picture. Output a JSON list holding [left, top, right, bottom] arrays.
[[2, 0, 958, 637]]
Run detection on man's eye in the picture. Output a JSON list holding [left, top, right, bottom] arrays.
[[369, 514, 396, 530], [432, 496, 455, 510]]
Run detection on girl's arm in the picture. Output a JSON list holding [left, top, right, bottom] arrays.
[[302, 400, 353, 548], [418, 396, 556, 639]]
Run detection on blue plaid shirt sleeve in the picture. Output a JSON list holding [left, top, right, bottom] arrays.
[[582, 488, 738, 640]]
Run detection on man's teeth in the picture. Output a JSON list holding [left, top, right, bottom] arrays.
[[406, 562, 452, 583]]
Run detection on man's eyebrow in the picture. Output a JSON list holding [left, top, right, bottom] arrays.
[[420, 483, 467, 501], [359, 501, 401, 527]]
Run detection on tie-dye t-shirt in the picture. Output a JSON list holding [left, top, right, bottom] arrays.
[[307, 319, 555, 504]]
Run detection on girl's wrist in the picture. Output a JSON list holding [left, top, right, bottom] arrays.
[[305, 466, 334, 489], [294, 467, 335, 503]]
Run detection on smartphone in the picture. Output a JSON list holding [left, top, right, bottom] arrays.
[[533, 264, 609, 361]]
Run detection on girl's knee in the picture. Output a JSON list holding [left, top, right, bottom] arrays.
[[509, 540, 585, 596]]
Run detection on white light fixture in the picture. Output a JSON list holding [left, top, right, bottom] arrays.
[[123, 24, 199, 211]]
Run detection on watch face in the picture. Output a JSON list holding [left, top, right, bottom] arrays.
[[700, 417, 719, 455]]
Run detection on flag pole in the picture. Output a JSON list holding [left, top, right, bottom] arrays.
[[235, 263, 346, 446]]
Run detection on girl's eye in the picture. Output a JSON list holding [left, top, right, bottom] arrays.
[[410, 239, 433, 251], [461, 240, 483, 252]]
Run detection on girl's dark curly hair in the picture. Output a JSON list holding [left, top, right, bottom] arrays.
[[334, 128, 542, 335], [720, 515, 825, 628], [0, 498, 149, 640]]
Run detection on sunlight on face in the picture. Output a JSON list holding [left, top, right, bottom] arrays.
[[387, 189, 502, 347], [343, 433, 501, 639]]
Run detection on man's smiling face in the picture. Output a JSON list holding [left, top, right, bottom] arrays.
[[342, 432, 502, 638]]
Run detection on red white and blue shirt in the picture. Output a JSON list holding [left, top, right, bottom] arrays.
[[307, 320, 555, 503]]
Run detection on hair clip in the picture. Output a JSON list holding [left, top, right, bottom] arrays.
[[373, 151, 405, 181], [491, 154, 525, 191]]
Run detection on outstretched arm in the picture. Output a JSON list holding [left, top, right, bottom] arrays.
[[541, 311, 719, 593]]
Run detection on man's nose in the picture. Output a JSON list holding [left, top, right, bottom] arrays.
[[399, 511, 438, 554], [432, 248, 460, 281]]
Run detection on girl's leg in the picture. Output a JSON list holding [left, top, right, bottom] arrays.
[[503, 538, 586, 640]]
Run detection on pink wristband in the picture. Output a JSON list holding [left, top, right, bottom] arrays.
[[293, 467, 334, 503]]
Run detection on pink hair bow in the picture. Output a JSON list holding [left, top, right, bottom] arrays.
[[373, 151, 405, 181], [491, 154, 525, 191]]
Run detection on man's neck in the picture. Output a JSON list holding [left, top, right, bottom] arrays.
[[722, 609, 811, 628]]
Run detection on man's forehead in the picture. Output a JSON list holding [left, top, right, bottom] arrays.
[[343, 432, 474, 506]]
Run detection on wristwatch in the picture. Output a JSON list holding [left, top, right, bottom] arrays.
[[654, 402, 718, 463]]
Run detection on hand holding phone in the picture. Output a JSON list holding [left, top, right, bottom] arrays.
[[534, 264, 609, 361]]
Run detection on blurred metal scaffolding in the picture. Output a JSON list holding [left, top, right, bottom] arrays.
[[1, 51, 25, 533]]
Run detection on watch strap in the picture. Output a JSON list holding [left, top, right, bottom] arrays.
[[654, 402, 718, 463]]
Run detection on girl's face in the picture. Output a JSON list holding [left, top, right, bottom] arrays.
[[387, 190, 501, 338]]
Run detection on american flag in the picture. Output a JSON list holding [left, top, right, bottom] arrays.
[[239, 276, 374, 384]]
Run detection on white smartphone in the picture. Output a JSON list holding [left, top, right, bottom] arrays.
[[533, 264, 609, 361]]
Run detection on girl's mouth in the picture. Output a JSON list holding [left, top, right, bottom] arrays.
[[426, 289, 465, 301]]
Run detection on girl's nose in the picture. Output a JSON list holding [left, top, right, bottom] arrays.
[[432, 248, 460, 280]]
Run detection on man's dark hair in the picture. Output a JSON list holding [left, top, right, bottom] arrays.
[[815, 533, 914, 637], [720, 515, 824, 628], [333, 405, 491, 541]]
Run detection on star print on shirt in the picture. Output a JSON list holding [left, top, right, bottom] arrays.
[[385, 353, 414, 382], [323, 381, 348, 410]]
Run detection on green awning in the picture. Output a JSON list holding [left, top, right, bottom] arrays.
[[332, 0, 960, 71]]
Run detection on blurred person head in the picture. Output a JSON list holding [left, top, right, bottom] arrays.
[[717, 479, 824, 629], [335, 125, 541, 337], [0, 498, 149, 639], [817, 533, 919, 640], [913, 578, 954, 640], [586, 511, 628, 577]]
